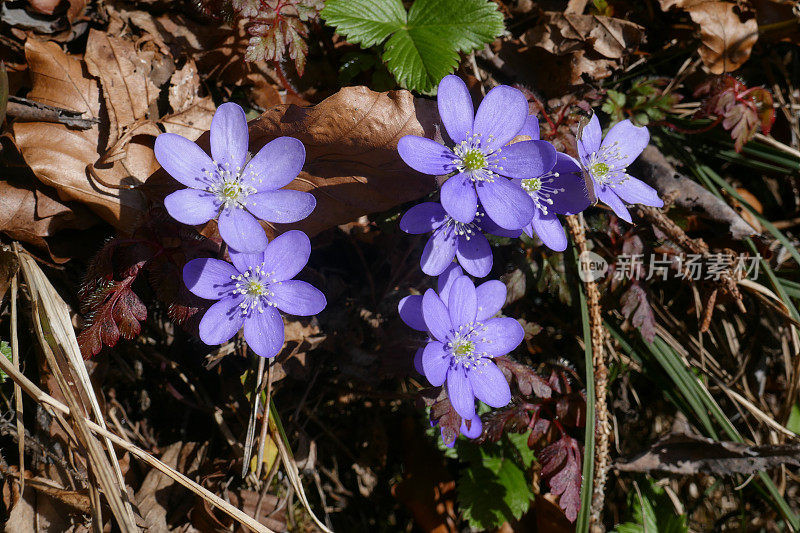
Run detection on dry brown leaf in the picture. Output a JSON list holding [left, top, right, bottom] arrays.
[[270, 317, 326, 381], [27, 0, 86, 20], [0, 171, 96, 261], [4, 484, 86, 533], [161, 99, 216, 141], [687, 2, 758, 73], [658, 0, 708, 9], [168, 60, 202, 114], [12, 39, 149, 232], [658, 1, 759, 73], [524, 13, 644, 93], [85, 29, 159, 144], [136, 442, 207, 532], [26, 0, 62, 15], [144, 86, 440, 240], [528, 12, 645, 59], [161, 59, 217, 141]]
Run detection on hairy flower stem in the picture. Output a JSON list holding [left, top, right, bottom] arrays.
[[566, 215, 611, 532]]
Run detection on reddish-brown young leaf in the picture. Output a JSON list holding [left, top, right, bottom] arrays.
[[694, 75, 774, 152], [427, 388, 462, 447], [495, 356, 553, 398], [78, 280, 146, 358], [539, 435, 582, 522]]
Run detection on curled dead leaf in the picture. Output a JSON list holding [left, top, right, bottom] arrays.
[[85, 29, 159, 145], [658, 1, 758, 73], [688, 2, 758, 73], [12, 39, 150, 232], [529, 12, 645, 59], [0, 138, 97, 261]]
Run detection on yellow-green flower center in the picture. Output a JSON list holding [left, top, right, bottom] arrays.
[[454, 339, 475, 357], [591, 162, 610, 177], [245, 279, 266, 297], [461, 149, 487, 171], [522, 177, 542, 192], [221, 181, 243, 201]]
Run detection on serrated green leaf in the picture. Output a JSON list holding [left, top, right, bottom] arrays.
[[633, 112, 649, 126], [607, 89, 626, 106], [458, 458, 532, 529], [321, 0, 406, 47], [505, 431, 535, 468], [322, 0, 505, 94]]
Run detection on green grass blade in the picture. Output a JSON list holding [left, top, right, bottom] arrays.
[[572, 245, 596, 532], [610, 323, 799, 530]]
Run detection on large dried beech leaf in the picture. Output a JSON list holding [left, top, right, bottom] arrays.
[[85, 29, 159, 144], [687, 2, 758, 73], [145, 86, 440, 239], [12, 39, 149, 231]]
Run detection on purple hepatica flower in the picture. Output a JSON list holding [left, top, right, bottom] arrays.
[[400, 264, 507, 340], [514, 154, 593, 251], [399, 202, 521, 277], [403, 270, 521, 419], [397, 75, 557, 230], [578, 113, 663, 223], [510, 115, 592, 251], [183, 230, 326, 358], [155, 102, 316, 253]]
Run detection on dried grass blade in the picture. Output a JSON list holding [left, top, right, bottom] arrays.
[[269, 401, 334, 533], [0, 347, 276, 533], [242, 355, 266, 478], [255, 360, 273, 480], [10, 274, 24, 494], [16, 250, 138, 531]]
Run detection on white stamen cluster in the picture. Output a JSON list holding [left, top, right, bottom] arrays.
[[438, 210, 485, 241], [587, 141, 628, 187], [522, 172, 565, 216], [445, 322, 492, 372], [203, 161, 261, 210], [452, 133, 506, 184], [230, 262, 280, 316]]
